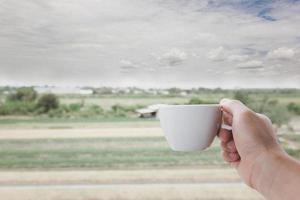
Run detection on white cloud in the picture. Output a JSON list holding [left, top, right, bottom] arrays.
[[160, 48, 187, 66], [207, 46, 226, 61], [194, 32, 217, 43], [120, 59, 139, 73], [236, 60, 263, 69], [267, 47, 296, 60], [227, 54, 249, 62], [0, 0, 299, 88]]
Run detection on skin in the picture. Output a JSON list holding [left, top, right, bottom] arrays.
[[218, 98, 300, 200]]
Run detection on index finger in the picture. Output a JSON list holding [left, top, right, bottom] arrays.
[[220, 98, 248, 116]]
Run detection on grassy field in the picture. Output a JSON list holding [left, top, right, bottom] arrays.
[[0, 117, 159, 130], [0, 89, 299, 170], [59, 94, 300, 109], [0, 135, 299, 170], [0, 137, 225, 169]]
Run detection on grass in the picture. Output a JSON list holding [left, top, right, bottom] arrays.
[[0, 116, 155, 124], [0, 137, 226, 169], [60, 97, 191, 109], [0, 116, 159, 129], [0, 136, 299, 170], [59, 93, 300, 109]]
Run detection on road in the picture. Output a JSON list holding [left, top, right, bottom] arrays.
[[0, 182, 263, 200], [0, 127, 163, 139]]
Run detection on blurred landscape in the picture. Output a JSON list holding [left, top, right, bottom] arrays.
[[0, 86, 299, 199], [1, 0, 300, 199]]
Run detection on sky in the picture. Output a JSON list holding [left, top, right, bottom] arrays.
[[0, 0, 299, 88]]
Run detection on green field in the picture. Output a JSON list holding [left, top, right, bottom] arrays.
[[0, 135, 299, 170], [59, 94, 300, 109], [0, 137, 226, 169], [0, 88, 299, 170], [0, 117, 159, 129]]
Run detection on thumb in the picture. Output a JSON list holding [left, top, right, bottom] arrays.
[[220, 98, 248, 116]]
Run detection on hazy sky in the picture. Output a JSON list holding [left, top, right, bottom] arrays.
[[0, 0, 299, 88]]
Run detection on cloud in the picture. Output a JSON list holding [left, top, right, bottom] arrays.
[[160, 48, 187, 66], [194, 32, 217, 43], [207, 46, 226, 61], [207, 47, 249, 62], [0, 0, 299, 88], [120, 59, 139, 73], [227, 54, 249, 62], [236, 60, 263, 69], [267, 47, 296, 60]]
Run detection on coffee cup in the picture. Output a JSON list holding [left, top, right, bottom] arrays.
[[158, 104, 224, 151]]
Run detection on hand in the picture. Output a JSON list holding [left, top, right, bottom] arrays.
[[218, 98, 283, 188]]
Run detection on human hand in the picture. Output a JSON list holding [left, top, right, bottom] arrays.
[[218, 98, 283, 188]]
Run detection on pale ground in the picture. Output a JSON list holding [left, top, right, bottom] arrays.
[[0, 169, 263, 200], [0, 169, 240, 185], [0, 183, 263, 200], [0, 127, 163, 139], [0, 121, 285, 200]]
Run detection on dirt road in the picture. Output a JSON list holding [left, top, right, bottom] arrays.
[[0, 169, 262, 200], [0, 182, 263, 200], [0, 127, 163, 139]]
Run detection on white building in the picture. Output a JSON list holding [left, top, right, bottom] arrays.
[[34, 86, 93, 95]]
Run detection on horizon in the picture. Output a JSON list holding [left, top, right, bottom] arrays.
[[1, 84, 300, 91]]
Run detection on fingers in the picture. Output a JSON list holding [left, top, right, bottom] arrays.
[[218, 128, 232, 143], [222, 151, 240, 162], [221, 140, 237, 153], [220, 98, 248, 116], [219, 130, 240, 164], [222, 110, 233, 125]]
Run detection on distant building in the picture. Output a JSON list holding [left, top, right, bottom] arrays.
[[180, 91, 187, 96], [159, 90, 170, 95], [136, 104, 167, 118], [34, 86, 93, 95]]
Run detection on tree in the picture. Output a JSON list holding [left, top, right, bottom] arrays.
[[188, 98, 204, 104], [37, 94, 59, 113], [7, 87, 37, 102], [233, 90, 251, 105]]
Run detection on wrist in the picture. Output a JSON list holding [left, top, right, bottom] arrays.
[[250, 149, 287, 197]]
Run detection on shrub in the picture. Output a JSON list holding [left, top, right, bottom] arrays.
[[287, 103, 300, 115], [0, 101, 36, 115], [78, 105, 104, 118], [188, 98, 216, 105], [68, 103, 82, 112], [47, 107, 65, 118], [249, 97, 290, 127], [89, 104, 104, 115], [37, 94, 59, 113], [233, 90, 251, 105], [188, 98, 204, 104], [111, 104, 128, 117], [7, 87, 37, 102]]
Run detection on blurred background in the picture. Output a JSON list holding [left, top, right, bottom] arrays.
[[0, 87, 299, 199], [0, 0, 300, 200]]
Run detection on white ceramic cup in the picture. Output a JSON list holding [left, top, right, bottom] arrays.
[[158, 104, 222, 151]]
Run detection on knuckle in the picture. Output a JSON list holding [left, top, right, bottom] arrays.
[[257, 113, 272, 123], [236, 109, 257, 124], [228, 99, 241, 107], [239, 109, 253, 118]]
